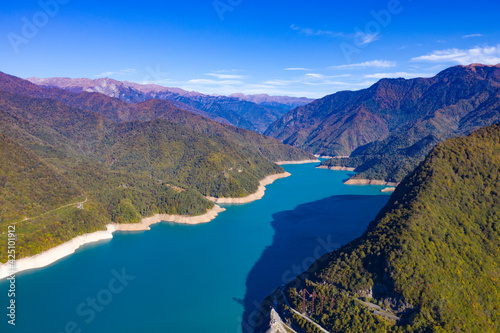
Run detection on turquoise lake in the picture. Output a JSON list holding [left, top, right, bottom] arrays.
[[1, 163, 391, 333]]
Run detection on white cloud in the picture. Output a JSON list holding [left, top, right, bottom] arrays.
[[94, 68, 137, 77], [142, 78, 171, 85], [180, 78, 323, 98], [213, 69, 242, 73], [263, 79, 292, 86], [205, 73, 246, 79], [365, 72, 434, 79], [264, 73, 364, 88], [305, 73, 325, 79], [412, 45, 500, 65], [290, 24, 343, 37], [463, 34, 484, 38], [290, 24, 381, 48], [355, 32, 380, 45], [330, 60, 396, 70], [284, 67, 309, 71]]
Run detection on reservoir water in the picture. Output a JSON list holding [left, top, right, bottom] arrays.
[[1, 164, 391, 333]]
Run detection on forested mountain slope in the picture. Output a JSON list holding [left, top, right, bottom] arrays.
[[259, 122, 500, 333], [0, 73, 310, 262]]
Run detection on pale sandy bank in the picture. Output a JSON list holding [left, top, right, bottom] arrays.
[[114, 204, 226, 231], [0, 225, 115, 280], [275, 159, 320, 165], [206, 172, 291, 204], [344, 178, 400, 187], [317, 165, 356, 171], [0, 205, 225, 279], [381, 187, 396, 193], [314, 154, 349, 159]]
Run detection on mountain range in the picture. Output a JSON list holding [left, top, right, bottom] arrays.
[[28, 77, 313, 133], [0, 71, 312, 262], [265, 64, 500, 183]]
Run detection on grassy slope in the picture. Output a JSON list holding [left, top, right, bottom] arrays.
[[0, 71, 314, 163]]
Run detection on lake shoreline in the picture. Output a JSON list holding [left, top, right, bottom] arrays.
[[344, 178, 400, 187], [317, 165, 356, 171], [206, 172, 291, 204], [0, 171, 290, 280], [275, 159, 320, 165], [0, 205, 226, 280], [316, 167, 400, 187]]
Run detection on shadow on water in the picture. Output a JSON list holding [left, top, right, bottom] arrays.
[[241, 194, 389, 331]]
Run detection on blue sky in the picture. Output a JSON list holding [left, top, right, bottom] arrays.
[[1, 0, 500, 98]]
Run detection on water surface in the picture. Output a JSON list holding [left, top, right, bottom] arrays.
[[1, 164, 391, 333]]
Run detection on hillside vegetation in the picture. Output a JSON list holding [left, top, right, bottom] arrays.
[[266, 123, 500, 332], [128, 99, 313, 162], [0, 134, 80, 223], [0, 73, 310, 262]]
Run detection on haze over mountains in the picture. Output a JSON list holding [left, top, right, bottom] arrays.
[[265, 64, 500, 182], [28, 77, 313, 134]]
